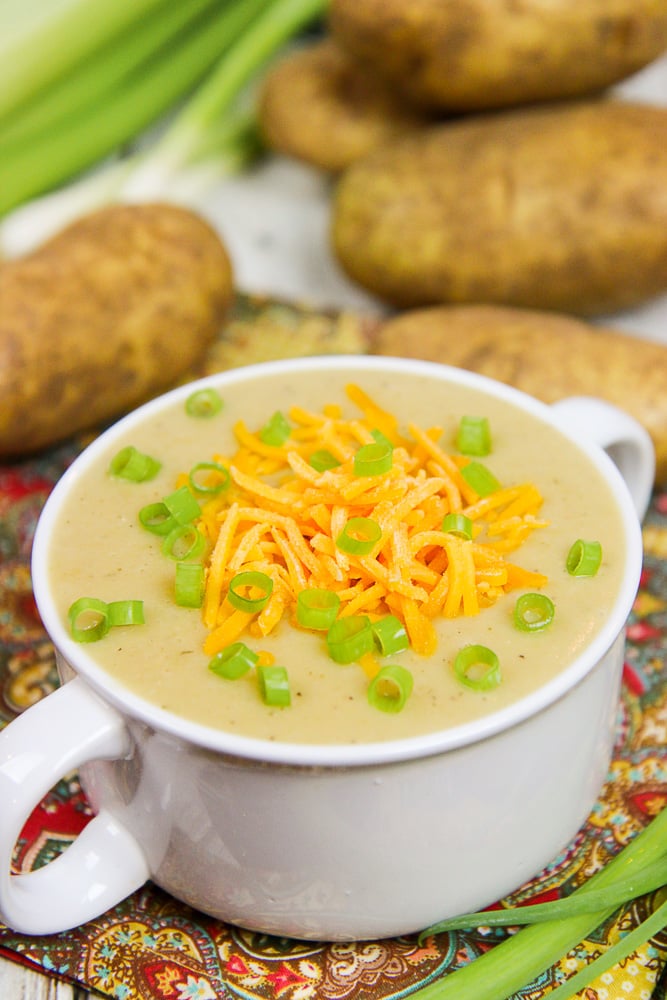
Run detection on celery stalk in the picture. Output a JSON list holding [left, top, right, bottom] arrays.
[[0, 0, 221, 145], [0, 0, 268, 214], [0, 0, 326, 253], [121, 0, 328, 196], [412, 805, 667, 1000], [0, 0, 174, 120]]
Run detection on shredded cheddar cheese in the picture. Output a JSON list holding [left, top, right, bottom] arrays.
[[195, 385, 549, 659]]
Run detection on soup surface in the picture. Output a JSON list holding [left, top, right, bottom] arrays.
[[48, 367, 627, 744]]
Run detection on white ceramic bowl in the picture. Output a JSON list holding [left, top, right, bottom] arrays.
[[0, 357, 654, 940]]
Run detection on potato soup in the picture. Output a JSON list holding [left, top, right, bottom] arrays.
[[48, 367, 628, 745]]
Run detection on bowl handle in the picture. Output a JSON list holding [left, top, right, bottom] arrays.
[[550, 396, 655, 520], [0, 676, 149, 935]]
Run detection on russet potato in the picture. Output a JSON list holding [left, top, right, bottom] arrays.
[[372, 304, 667, 482], [332, 100, 667, 315], [258, 39, 429, 172], [0, 203, 234, 456], [328, 0, 667, 111]]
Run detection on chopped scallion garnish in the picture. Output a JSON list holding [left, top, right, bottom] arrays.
[[371, 615, 409, 656], [68, 596, 145, 641], [441, 513, 473, 539], [228, 571, 273, 612], [453, 644, 501, 691], [309, 449, 341, 472], [296, 588, 341, 630], [185, 387, 224, 419], [175, 562, 205, 608], [566, 539, 602, 577], [163, 486, 201, 525], [108, 445, 161, 482], [326, 615, 374, 664], [335, 516, 382, 556], [188, 460, 230, 495], [259, 411, 291, 446], [371, 428, 395, 451], [367, 664, 413, 713], [209, 642, 258, 679], [353, 440, 393, 477], [456, 415, 492, 456], [258, 664, 291, 706], [460, 461, 501, 497], [68, 597, 110, 643], [107, 599, 145, 627], [138, 501, 176, 536], [161, 525, 206, 562], [513, 593, 555, 632]]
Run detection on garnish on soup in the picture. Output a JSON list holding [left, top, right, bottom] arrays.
[[56, 368, 618, 743], [170, 384, 551, 710]]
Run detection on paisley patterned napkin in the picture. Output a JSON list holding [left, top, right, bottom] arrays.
[[0, 297, 666, 1000]]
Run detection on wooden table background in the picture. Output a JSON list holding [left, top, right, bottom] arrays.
[[0, 956, 93, 998]]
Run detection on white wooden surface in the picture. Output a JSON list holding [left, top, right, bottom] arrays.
[[0, 957, 91, 998]]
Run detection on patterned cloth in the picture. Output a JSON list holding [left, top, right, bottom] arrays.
[[0, 319, 666, 999]]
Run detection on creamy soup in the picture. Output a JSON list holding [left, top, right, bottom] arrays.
[[48, 367, 627, 745]]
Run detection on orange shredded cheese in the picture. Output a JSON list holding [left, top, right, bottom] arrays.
[[195, 385, 549, 658]]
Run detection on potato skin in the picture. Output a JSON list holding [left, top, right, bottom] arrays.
[[258, 39, 429, 172], [332, 101, 667, 315], [373, 304, 667, 482], [0, 203, 234, 456], [329, 0, 667, 111]]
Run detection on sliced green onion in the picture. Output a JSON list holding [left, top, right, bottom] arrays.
[[513, 593, 555, 632], [258, 664, 291, 706], [209, 641, 258, 679], [161, 524, 206, 561], [460, 461, 501, 497], [68, 597, 110, 643], [188, 460, 230, 495], [371, 428, 394, 451], [336, 516, 382, 556], [368, 664, 413, 713], [185, 387, 224, 418], [566, 539, 602, 577], [453, 644, 501, 691], [175, 562, 205, 608], [228, 571, 273, 612], [296, 588, 341, 630], [371, 615, 409, 655], [309, 449, 341, 472], [138, 501, 176, 536], [107, 599, 145, 627], [442, 513, 473, 539], [163, 485, 200, 525], [353, 441, 393, 477], [259, 410, 291, 446], [456, 415, 492, 456], [108, 445, 161, 482], [326, 615, 374, 664]]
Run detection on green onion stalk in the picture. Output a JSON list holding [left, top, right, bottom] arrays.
[[411, 804, 667, 1000], [0, 0, 327, 254]]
